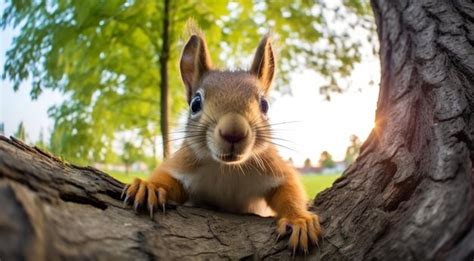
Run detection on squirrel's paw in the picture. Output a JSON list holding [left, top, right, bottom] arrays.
[[277, 212, 321, 255], [122, 178, 168, 219]]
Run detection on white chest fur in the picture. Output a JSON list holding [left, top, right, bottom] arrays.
[[168, 162, 283, 216]]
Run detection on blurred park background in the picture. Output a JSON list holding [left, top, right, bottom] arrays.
[[0, 0, 378, 198]]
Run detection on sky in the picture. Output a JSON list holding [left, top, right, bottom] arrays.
[[0, 22, 380, 168], [0, 28, 64, 143], [266, 65, 379, 165]]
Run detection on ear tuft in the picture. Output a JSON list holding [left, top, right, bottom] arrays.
[[180, 22, 213, 103], [250, 35, 275, 94]]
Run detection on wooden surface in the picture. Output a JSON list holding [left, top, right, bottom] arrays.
[[0, 136, 291, 260]]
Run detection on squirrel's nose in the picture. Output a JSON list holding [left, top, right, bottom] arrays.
[[219, 129, 247, 144]]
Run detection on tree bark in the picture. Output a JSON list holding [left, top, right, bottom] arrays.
[[311, 0, 473, 259], [0, 136, 283, 260], [159, 0, 171, 159], [0, 0, 473, 260]]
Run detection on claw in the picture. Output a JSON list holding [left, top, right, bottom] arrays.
[[149, 204, 154, 219], [275, 233, 283, 246], [286, 224, 293, 234], [134, 201, 139, 213], [121, 185, 129, 199], [123, 195, 130, 207]]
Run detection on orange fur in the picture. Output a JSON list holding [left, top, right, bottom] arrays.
[[266, 170, 321, 253], [124, 28, 321, 254], [147, 170, 188, 204]]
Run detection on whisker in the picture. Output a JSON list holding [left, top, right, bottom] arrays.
[[162, 136, 205, 145], [239, 163, 246, 176], [172, 138, 207, 155], [266, 141, 299, 153], [261, 154, 276, 176], [184, 124, 209, 130], [252, 153, 266, 172], [256, 135, 296, 144], [202, 111, 218, 125], [253, 128, 294, 133], [170, 130, 208, 135]]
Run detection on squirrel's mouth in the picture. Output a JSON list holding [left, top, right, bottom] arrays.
[[215, 153, 246, 164]]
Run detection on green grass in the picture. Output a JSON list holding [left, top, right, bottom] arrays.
[[107, 170, 341, 199], [300, 173, 341, 198], [107, 170, 149, 184]]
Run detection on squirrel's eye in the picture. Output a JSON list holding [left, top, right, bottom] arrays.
[[190, 93, 202, 114], [260, 97, 269, 114]]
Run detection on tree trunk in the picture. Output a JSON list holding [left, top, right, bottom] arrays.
[[0, 0, 473, 260], [311, 0, 473, 259], [152, 135, 157, 165], [159, 0, 171, 159]]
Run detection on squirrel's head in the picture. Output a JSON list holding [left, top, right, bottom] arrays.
[[180, 32, 275, 165]]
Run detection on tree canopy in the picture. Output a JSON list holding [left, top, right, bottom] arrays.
[[344, 134, 361, 165], [2, 0, 374, 167], [318, 150, 335, 168], [304, 158, 313, 168], [14, 122, 26, 141]]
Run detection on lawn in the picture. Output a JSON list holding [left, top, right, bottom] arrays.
[[300, 173, 341, 199], [107, 170, 149, 184], [107, 170, 341, 199]]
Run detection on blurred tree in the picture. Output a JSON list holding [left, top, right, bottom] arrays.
[[14, 122, 26, 141], [303, 158, 312, 168], [222, 0, 376, 98], [318, 150, 335, 168], [344, 134, 362, 165], [120, 140, 142, 173], [287, 157, 294, 166], [159, 0, 171, 158], [2, 0, 374, 164], [2, 0, 232, 164], [35, 128, 48, 149]]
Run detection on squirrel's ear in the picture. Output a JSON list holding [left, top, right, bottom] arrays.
[[250, 35, 275, 94], [180, 34, 213, 104]]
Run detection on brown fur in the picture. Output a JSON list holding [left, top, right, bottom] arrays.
[[124, 30, 321, 253]]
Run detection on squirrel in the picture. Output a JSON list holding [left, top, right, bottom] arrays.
[[123, 29, 321, 253]]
